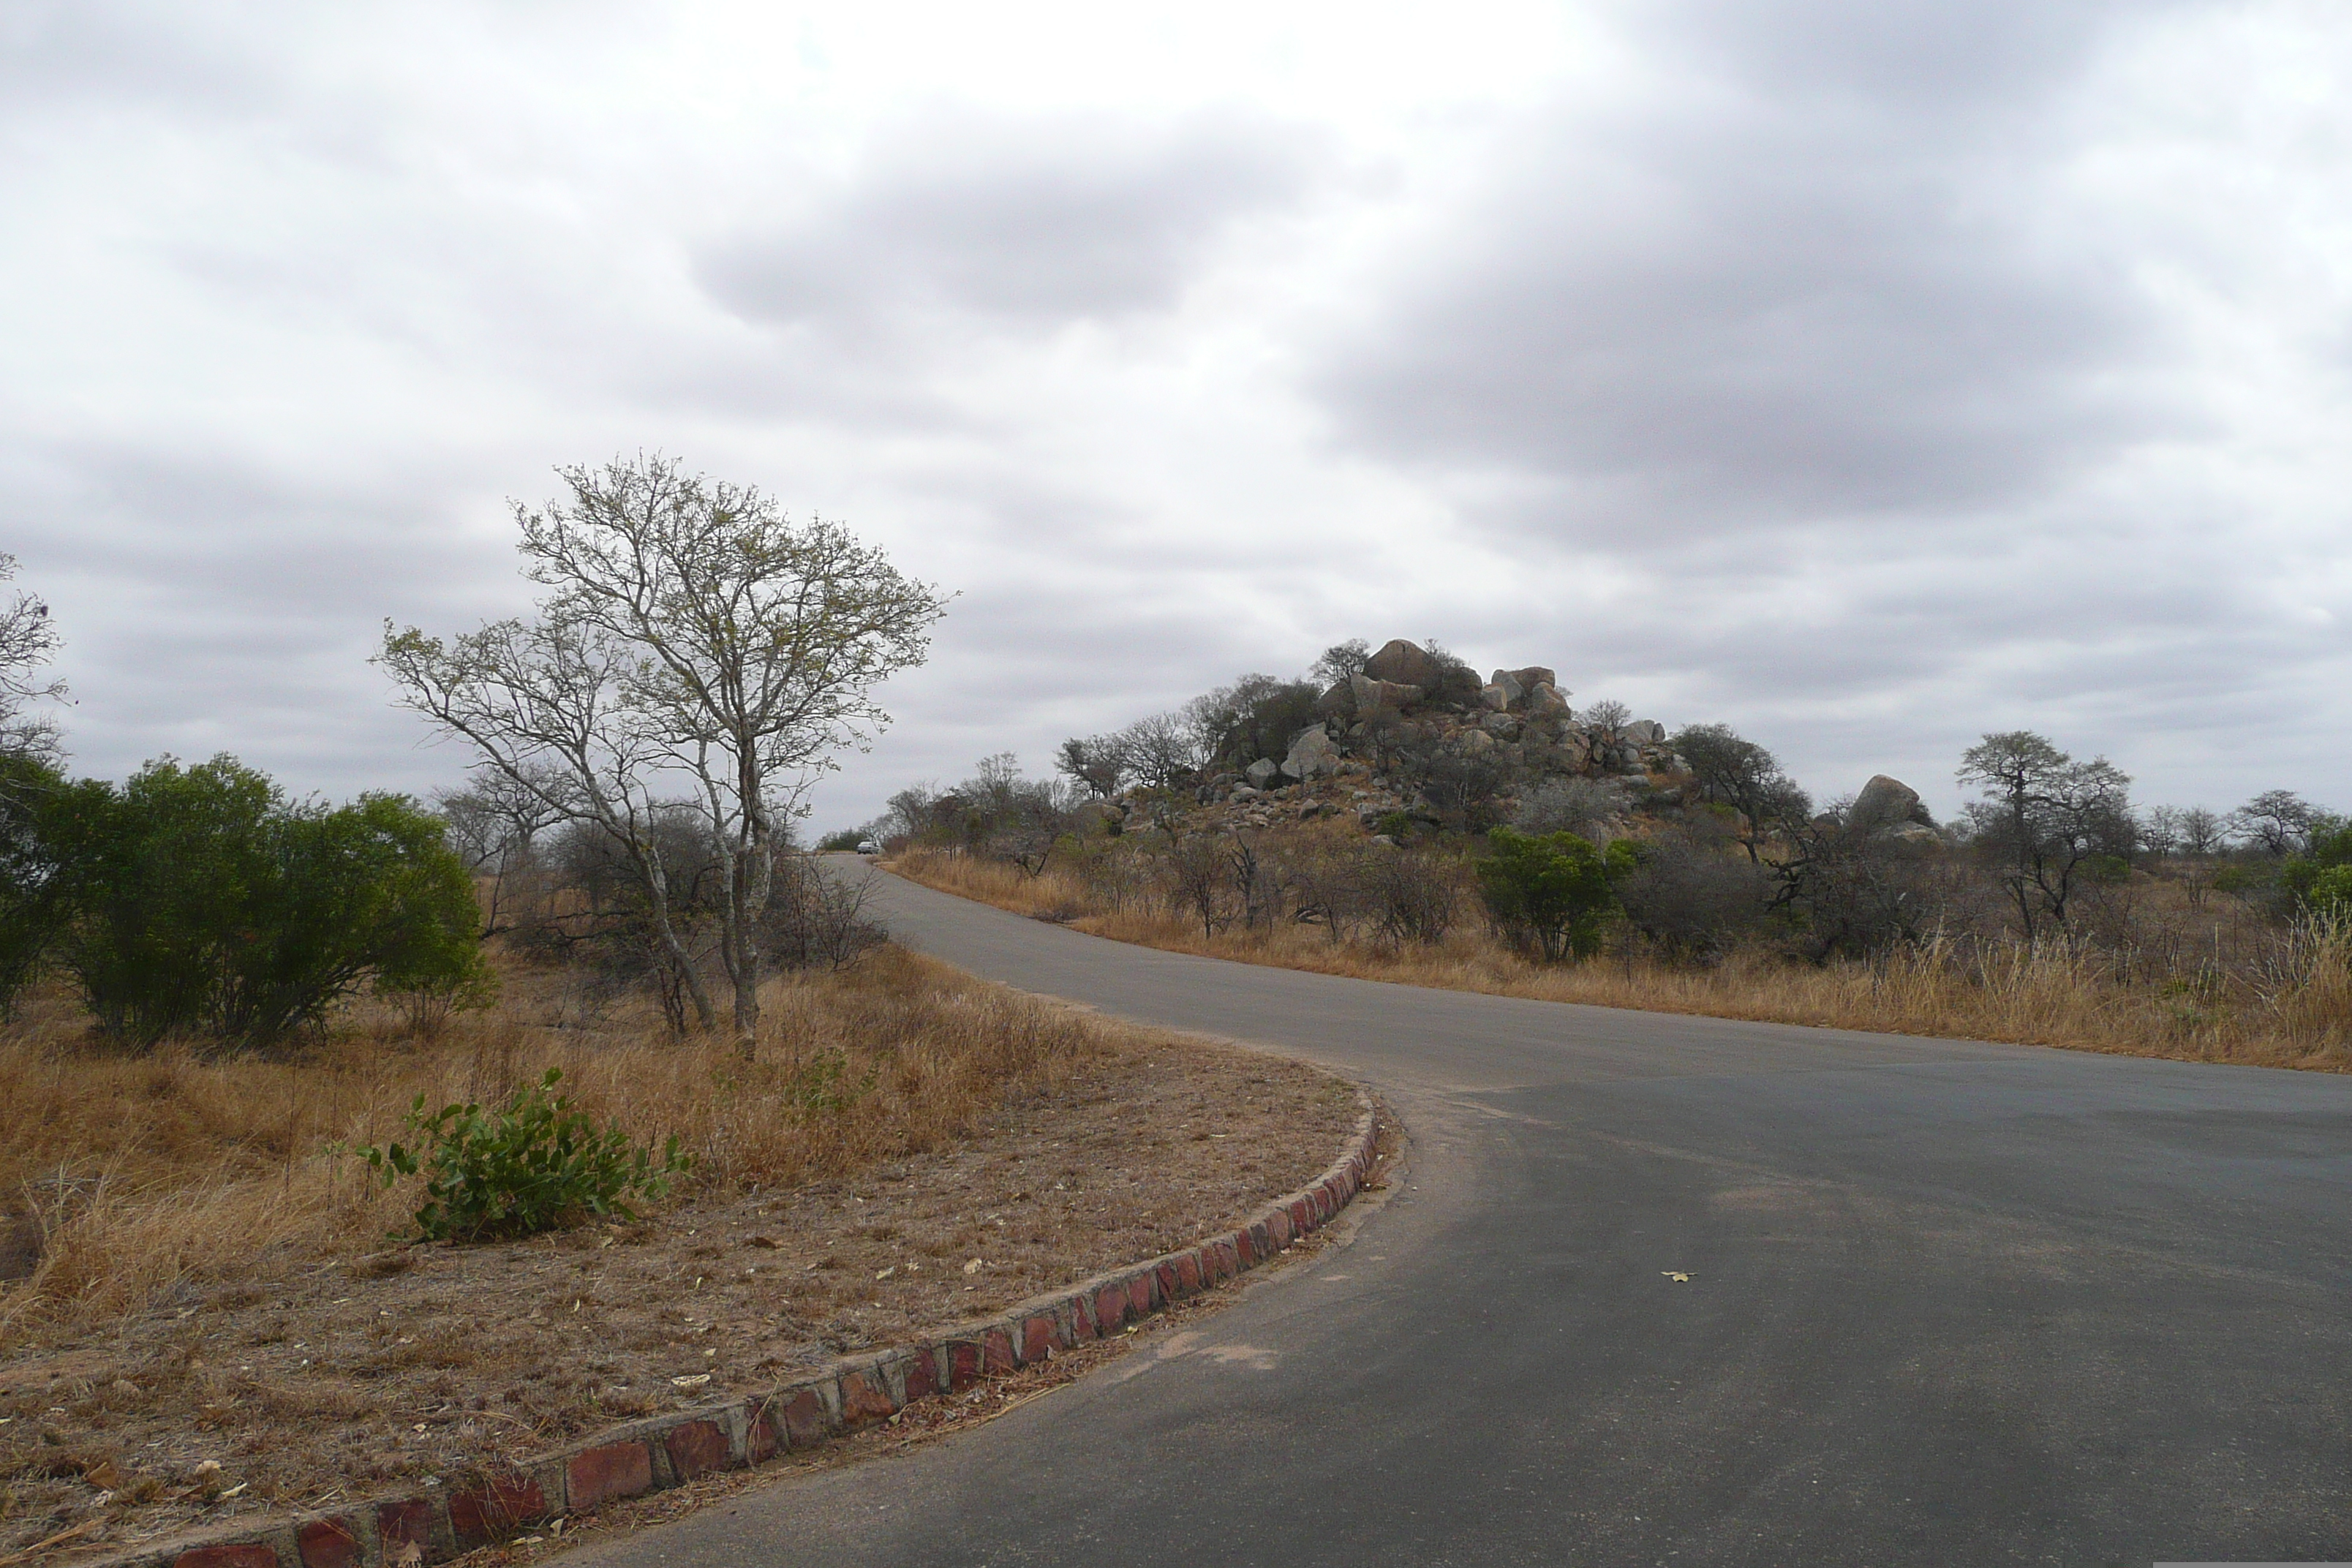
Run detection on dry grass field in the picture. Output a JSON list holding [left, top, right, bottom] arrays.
[[893, 846, 2352, 1072], [0, 945, 1361, 1562]]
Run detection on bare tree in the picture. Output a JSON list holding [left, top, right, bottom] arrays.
[[2231, 790, 2320, 857], [386, 453, 949, 1047], [510, 456, 946, 1046], [1672, 723, 1811, 862], [432, 763, 569, 935], [0, 553, 66, 764], [2177, 806, 2225, 856], [2137, 804, 2182, 859], [1579, 698, 1629, 738], [1119, 712, 1202, 791], [1957, 731, 2133, 939], [1513, 777, 1629, 843], [381, 611, 723, 1029], [1055, 734, 1128, 796], [1310, 638, 1372, 688]]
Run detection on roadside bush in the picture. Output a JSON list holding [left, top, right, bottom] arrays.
[[761, 851, 889, 970], [1617, 821, 1773, 959], [1477, 827, 1635, 961], [47, 757, 491, 1048], [2281, 823, 2352, 916], [1364, 845, 1462, 946], [348, 1067, 693, 1242]]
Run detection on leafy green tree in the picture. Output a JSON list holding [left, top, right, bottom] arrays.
[[48, 757, 490, 1048], [1476, 827, 1637, 961], [2280, 820, 2352, 919], [0, 753, 76, 1013]]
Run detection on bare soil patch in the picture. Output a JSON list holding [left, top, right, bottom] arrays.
[[0, 952, 1358, 1564]]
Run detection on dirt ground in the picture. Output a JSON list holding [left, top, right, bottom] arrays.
[[0, 1038, 1361, 1565]]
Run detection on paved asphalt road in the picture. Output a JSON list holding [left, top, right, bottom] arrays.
[[570, 863, 2352, 1567]]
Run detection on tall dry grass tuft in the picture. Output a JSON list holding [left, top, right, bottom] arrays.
[[892, 847, 2352, 1073], [0, 946, 1118, 1347]]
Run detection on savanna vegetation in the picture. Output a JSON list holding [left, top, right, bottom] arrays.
[[864, 638, 2352, 1071], [0, 472, 1361, 1563]]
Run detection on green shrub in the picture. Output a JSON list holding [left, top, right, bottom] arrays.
[[0, 753, 75, 1015], [815, 829, 864, 851], [347, 1068, 693, 1242], [43, 756, 491, 1047], [1373, 811, 1414, 840], [1475, 827, 1637, 961], [2281, 823, 2352, 915]]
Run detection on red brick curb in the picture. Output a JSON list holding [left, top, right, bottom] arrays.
[[83, 1099, 1382, 1568]]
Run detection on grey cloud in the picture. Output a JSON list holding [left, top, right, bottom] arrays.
[[1318, 0, 2183, 531], [1638, 0, 2166, 116], [696, 109, 1323, 334]]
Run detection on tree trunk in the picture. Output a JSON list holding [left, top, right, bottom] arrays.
[[638, 845, 717, 1032]]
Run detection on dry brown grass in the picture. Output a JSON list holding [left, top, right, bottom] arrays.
[[894, 846, 2352, 1072], [0, 943, 1365, 1562], [0, 946, 1150, 1347]]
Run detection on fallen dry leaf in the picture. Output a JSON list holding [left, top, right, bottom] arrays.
[[1661, 1271, 1692, 1284]]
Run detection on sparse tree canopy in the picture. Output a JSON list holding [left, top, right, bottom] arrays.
[[2176, 805, 2226, 858], [2231, 789, 2320, 857], [1117, 711, 1202, 790], [1673, 723, 1811, 861], [382, 453, 949, 1047], [0, 552, 67, 764], [1055, 735, 1128, 797], [1310, 638, 1372, 688], [1956, 731, 2133, 938]]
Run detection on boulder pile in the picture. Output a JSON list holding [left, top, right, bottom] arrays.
[[1094, 638, 1940, 847]]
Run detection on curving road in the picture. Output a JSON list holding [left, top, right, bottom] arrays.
[[573, 864, 2352, 1567]]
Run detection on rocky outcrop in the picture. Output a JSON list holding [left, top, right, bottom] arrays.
[[1134, 638, 1681, 835], [1281, 723, 1342, 780], [1846, 775, 1942, 850], [1850, 774, 1935, 834], [1350, 672, 1422, 719], [1363, 639, 1441, 692]]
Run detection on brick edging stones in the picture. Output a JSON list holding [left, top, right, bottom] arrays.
[[94, 1098, 1384, 1568]]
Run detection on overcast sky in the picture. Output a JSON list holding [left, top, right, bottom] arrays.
[[3, 0, 2347, 828]]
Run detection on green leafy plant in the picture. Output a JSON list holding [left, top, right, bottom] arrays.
[[347, 1068, 693, 1241], [783, 1047, 878, 1117], [37, 756, 491, 1049], [1475, 827, 1638, 962]]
